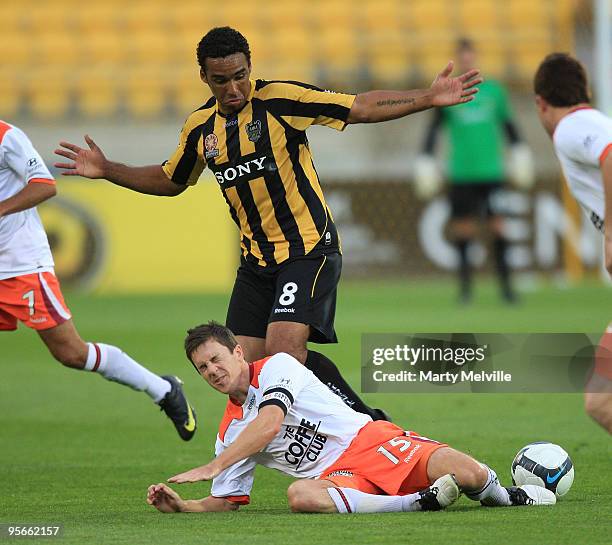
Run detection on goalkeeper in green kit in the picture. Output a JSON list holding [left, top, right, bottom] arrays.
[[415, 38, 534, 304]]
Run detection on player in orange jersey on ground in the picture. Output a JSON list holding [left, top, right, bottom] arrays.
[[147, 322, 556, 514]]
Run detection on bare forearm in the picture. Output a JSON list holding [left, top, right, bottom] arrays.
[[0, 182, 55, 217], [215, 417, 280, 472], [349, 89, 434, 124], [180, 496, 238, 513], [102, 162, 184, 196]]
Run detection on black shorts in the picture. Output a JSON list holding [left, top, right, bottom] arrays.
[[449, 182, 503, 219], [226, 252, 341, 344]]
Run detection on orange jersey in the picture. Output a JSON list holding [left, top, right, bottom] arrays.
[[211, 353, 371, 504]]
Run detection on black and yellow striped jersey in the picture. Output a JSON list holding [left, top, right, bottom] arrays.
[[162, 79, 356, 268]]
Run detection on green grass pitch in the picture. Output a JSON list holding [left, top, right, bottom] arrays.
[[1, 279, 611, 544]]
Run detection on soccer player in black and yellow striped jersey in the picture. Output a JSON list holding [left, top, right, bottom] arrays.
[[55, 27, 481, 421]]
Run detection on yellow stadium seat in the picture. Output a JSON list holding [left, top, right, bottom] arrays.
[[0, 3, 23, 31], [123, 68, 168, 118], [410, 0, 453, 31], [509, 34, 553, 81], [37, 32, 80, 68], [75, 69, 119, 118], [0, 32, 35, 68], [169, 3, 220, 32], [258, 1, 308, 30], [506, 0, 549, 29], [261, 59, 317, 85], [273, 27, 314, 63], [316, 27, 360, 75], [366, 33, 411, 84], [25, 69, 72, 119], [21, 2, 73, 32], [457, 0, 500, 32], [75, 5, 120, 33], [357, 0, 404, 32], [123, 1, 166, 31], [128, 29, 172, 65], [551, 0, 576, 50], [82, 32, 126, 66], [171, 68, 211, 114], [0, 71, 22, 118]]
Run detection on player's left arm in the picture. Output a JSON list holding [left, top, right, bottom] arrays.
[[168, 405, 284, 484], [601, 150, 612, 275], [0, 180, 56, 219], [347, 61, 482, 124]]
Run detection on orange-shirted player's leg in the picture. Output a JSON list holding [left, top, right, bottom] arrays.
[[286, 479, 339, 513], [1, 272, 197, 441], [316, 422, 556, 513], [289, 474, 460, 514], [584, 325, 612, 433]]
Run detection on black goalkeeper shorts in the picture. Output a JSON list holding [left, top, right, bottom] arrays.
[[449, 182, 504, 219], [226, 251, 341, 344]]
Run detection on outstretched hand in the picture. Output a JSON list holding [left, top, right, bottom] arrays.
[[147, 483, 184, 513], [54, 135, 107, 179], [168, 462, 221, 484], [430, 61, 483, 107]]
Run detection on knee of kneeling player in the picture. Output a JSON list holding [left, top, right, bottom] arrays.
[[287, 481, 318, 513], [455, 461, 488, 491]]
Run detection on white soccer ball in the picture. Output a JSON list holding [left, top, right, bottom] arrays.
[[511, 442, 574, 498]]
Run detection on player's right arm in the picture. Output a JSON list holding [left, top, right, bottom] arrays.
[[0, 182, 56, 218], [54, 135, 185, 197], [0, 124, 58, 217], [147, 483, 240, 513]]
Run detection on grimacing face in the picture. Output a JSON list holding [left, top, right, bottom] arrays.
[[191, 340, 244, 394], [201, 52, 252, 115]]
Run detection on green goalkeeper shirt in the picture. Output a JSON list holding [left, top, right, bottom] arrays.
[[423, 79, 518, 184]]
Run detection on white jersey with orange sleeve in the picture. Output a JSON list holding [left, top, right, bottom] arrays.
[[210, 353, 371, 504], [553, 107, 612, 233], [0, 121, 55, 280]]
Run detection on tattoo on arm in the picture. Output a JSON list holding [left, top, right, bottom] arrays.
[[376, 98, 416, 107]]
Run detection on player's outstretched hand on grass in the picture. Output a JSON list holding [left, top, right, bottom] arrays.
[[168, 462, 221, 484], [147, 483, 185, 513], [430, 61, 483, 107], [54, 135, 107, 179]]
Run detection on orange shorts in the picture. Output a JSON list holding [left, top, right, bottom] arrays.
[[0, 272, 71, 331], [319, 421, 447, 496]]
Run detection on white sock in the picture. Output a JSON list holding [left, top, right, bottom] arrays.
[[464, 465, 511, 506], [84, 342, 171, 403], [327, 487, 423, 514]]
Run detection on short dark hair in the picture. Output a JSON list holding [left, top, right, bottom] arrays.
[[184, 321, 238, 364], [456, 37, 475, 52], [534, 53, 590, 107], [196, 27, 251, 71]]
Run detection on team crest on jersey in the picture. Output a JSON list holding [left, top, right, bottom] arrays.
[[204, 133, 219, 159], [245, 119, 262, 142]]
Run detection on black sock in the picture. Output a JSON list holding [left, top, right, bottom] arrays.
[[493, 236, 514, 299], [305, 351, 387, 420], [456, 239, 471, 298]]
